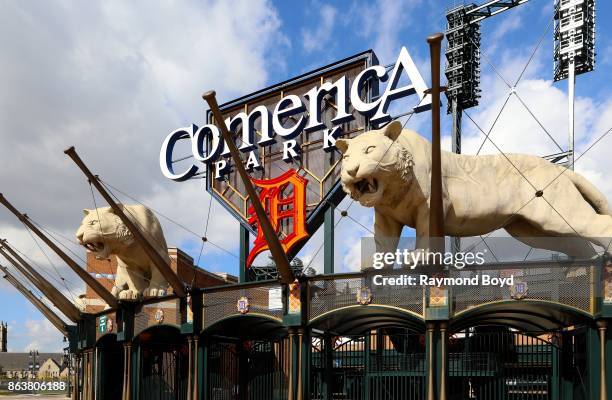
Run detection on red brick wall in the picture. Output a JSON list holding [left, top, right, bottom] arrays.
[[83, 247, 234, 312]]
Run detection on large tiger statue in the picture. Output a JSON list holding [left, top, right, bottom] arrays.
[[76, 204, 170, 299], [336, 120, 612, 268]]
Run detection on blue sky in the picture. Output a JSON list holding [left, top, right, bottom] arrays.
[[1, 0, 611, 351]]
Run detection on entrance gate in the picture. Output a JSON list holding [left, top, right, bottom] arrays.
[[448, 327, 571, 400], [310, 329, 426, 400], [206, 337, 290, 400], [138, 327, 188, 400], [95, 334, 124, 400]]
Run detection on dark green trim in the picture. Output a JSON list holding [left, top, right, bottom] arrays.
[[363, 333, 371, 400], [132, 344, 140, 400], [588, 325, 600, 399], [199, 339, 206, 400], [239, 224, 249, 283]]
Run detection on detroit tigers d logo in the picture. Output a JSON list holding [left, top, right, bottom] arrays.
[[246, 169, 309, 267]]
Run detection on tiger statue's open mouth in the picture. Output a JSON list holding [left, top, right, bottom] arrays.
[[82, 240, 104, 253]]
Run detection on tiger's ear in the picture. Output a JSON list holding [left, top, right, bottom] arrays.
[[335, 139, 350, 154], [383, 120, 403, 141], [82, 209, 92, 216]]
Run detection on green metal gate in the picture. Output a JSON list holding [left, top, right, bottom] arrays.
[[448, 327, 565, 400], [206, 337, 290, 400], [310, 329, 426, 400], [140, 342, 188, 400], [96, 335, 124, 400]]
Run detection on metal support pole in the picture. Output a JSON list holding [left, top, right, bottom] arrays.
[[239, 224, 249, 283], [72, 352, 80, 400], [323, 335, 333, 400], [122, 342, 132, 400], [426, 322, 436, 400], [288, 330, 295, 400], [297, 329, 304, 400], [0, 193, 118, 307], [427, 33, 446, 251], [187, 336, 193, 400], [64, 147, 186, 298], [193, 336, 200, 400], [202, 90, 294, 284], [0, 241, 81, 322], [324, 206, 334, 275], [450, 100, 461, 256], [568, 58, 576, 170], [451, 100, 462, 154], [598, 320, 607, 400], [439, 322, 448, 400]]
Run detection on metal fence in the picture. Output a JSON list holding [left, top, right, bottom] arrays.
[[310, 330, 426, 400]]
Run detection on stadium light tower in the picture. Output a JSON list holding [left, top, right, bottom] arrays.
[[445, 1, 531, 153], [444, 1, 531, 255], [554, 0, 596, 169]]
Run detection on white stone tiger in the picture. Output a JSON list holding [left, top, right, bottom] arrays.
[[76, 204, 170, 299]]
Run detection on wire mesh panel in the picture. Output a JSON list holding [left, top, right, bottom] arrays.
[[308, 276, 424, 322], [311, 329, 426, 400], [452, 263, 595, 315], [448, 327, 563, 400], [203, 284, 284, 330], [206, 337, 290, 400], [134, 299, 182, 335]]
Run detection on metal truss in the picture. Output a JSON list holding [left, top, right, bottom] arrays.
[[466, 0, 531, 24]]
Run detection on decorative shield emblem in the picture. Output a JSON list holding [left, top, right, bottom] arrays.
[[237, 296, 250, 314], [510, 281, 528, 300], [604, 262, 612, 304], [154, 308, 165, 323], [288, 280, 301, 314], [356, 287, 373, 305], [246, 169, 309, 266]]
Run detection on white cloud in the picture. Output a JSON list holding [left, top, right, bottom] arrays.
[[302, 4, 337, 53], [0, 0, 287, 261], [349, 0, 422, 63], [21, 319, 64, 352], [0, 0, 288, 351], [4, 319, 64, 353]]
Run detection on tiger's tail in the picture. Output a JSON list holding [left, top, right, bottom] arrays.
[[567, 169, 611, 215]]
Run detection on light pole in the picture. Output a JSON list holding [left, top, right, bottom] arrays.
[[28, 350, 39, 380]]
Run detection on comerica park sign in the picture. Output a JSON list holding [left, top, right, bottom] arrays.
[[160, 47, 430, 182], [160, 47, 430, 234]]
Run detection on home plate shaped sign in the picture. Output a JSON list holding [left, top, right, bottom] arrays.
[[160, 47, 431, 242]]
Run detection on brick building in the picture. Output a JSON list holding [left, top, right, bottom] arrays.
[[80, 247, 236, 313]]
